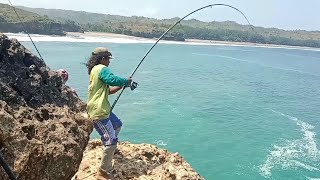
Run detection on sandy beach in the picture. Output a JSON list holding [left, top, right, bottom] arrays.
[[3, 31, 320, 51], [66, 31, 320, 51]]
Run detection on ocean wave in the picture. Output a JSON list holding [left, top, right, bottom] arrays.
[[307, 177, 320, 180], [259, 110, 320, 178], [154, 140, 168, 146], [132, 101, 150, 105]]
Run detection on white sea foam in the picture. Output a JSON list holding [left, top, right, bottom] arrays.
[[259, 110, 320, 178], [4, 33, 320, 52], [155, 140, 168, 146], [132, 102, 150, 105], [307, 177, 320, 180]]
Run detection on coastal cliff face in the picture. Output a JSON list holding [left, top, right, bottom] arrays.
[[0, 33, 92, 179]]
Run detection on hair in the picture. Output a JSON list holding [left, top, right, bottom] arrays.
[[84, 52, 112, 75]]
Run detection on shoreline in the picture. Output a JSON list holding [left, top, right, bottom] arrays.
[[3, 31, 320, 52], [68, 32, 320, 50], [67, 32, 320, 51]]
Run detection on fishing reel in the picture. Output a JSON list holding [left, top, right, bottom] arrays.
[[130, 81, 138, 91], [126, 81, 138, 91]]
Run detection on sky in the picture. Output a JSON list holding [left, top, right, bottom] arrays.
[[1, 0, 319, 31]]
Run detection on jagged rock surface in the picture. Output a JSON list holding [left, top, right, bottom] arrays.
[[73, 140, 204, 180], [0, 33, 92, 180]]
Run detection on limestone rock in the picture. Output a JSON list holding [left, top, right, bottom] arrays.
[[0, 33, 93, 180], [73, 140, 204, 180]]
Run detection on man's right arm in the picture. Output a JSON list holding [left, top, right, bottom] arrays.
[[99, 67, 130, 86]]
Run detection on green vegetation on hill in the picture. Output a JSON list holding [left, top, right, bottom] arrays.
[[6, 5, 320, 48], [0, 3, 83, 35]]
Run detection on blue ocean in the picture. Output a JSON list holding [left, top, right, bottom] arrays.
[[20, 38, 320, 180]]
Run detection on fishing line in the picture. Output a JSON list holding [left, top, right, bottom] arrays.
[[111, 3, 254, 111], [1, 2, 45, 179], [7, 0, 45, 61]]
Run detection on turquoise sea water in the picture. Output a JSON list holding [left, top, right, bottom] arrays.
[[22, 41, 320, 180]]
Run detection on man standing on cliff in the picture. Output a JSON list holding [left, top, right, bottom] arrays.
[[85, 47, 133, 180]]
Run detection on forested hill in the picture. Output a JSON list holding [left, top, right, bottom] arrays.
[[0, 3, 83, 35], [6, 5, 320, 48]]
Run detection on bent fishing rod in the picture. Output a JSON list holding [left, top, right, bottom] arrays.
[[110, 3, 253, 111]]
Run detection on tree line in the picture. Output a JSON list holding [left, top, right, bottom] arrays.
[[4, 4, 320, 48]]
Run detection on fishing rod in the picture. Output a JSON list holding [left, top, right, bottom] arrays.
[[7, 0, 45, 61], [0, 152, 17, 180], [110, 3, 254, 111]]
